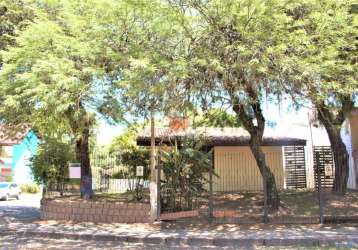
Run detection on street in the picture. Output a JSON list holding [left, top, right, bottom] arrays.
[[0, 193, 41, 225], [0, 234, 170, 250], [0, 234, 337, 250], [0, 194, 357, 249]]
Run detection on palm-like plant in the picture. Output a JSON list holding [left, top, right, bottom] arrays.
[[160, 137, 213, 212]]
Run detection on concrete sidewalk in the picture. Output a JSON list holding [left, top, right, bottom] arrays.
[[1, 220, 358, 248]]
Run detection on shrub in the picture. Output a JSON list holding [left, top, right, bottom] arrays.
[[119, 148, 150, 180], [20, 183, 40, 193], [160, 137, 213, 211], [31, 138, 75, 190], [5, 176, 13, 182], [111, 169, 128, 179]]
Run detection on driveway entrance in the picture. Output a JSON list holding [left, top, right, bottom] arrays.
[[0, 193, 41, 225]]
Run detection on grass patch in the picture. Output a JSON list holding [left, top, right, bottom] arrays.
[[20, 183, 40, 193], [279, 190, 319, 216], [210, 190, 358, 217], [94, 189, 150, 203]]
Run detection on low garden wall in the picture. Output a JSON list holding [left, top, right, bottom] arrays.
[[41, 198, 151, 223]]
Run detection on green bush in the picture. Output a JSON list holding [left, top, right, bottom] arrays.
[[160, 137, 213, 211], [20, 183, 40, 193], [31, 138, 75, 188], [5, 176, 13, 182], [111, 169, 128, 179]]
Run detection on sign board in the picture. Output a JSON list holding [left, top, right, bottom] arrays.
[[324, 164, 333, 177], [69, 163, 81, 179], [136, 166, 144, 177]]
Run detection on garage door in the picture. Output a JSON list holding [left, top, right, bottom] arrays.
[[213, 146, 284, 192]]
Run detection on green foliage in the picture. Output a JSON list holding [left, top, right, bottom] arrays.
[[119, 148, 151, 180], [113, 148, 150, 200], [110, 170, 127, 179], [20, 183, 40, 193], [111, 0, 190, 119], [0, 0, 355, 197], [108, 124, 151, 181], [0, 0, 34, 63], [282, 0, 357, 98], [192, 109, 240, 128], [4, 175, 13, 182], [109, 126, 139, 153], [160, 138, 213, 211], [30, 138, 75, 187]]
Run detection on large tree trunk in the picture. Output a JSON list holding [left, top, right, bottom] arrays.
[[250, 136, 280, 209], [317, 107, 349, 194], [75, 123, 93, 197], [65, 104, 93, 197], [232, 98, 280, 209]]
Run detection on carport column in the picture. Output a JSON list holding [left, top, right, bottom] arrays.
[[150, 111, 159, 221]]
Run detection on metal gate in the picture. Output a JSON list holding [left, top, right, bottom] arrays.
[[284, 146, 307, 189], [313, 146, 334, 188]]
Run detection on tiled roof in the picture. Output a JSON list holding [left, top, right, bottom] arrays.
[[0, 125, 31, 146], [137, 127, 307, 146]]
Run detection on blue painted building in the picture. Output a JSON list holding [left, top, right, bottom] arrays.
[[0, 126, 39, 184]]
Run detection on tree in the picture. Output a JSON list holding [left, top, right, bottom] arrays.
[[170, 0, 292, 209], [31, 138, 75, 195], [160, 137, 212, 212], [1, 0, 189, 204], [0, 0, 123, 196], [109, 126, 138, 153], [109, 122, 151, 153], [281, 0, 357, 194], [191, 109, 240, 128], [101, 0, 190, 218], [0, 0, 34, 65]]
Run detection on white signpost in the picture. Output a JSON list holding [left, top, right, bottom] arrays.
[[324, 164, 333, 177], [69, 163, 81, 179], [136, 166, 144, 177]]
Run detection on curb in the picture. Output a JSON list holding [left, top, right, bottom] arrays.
[[1, 230, 358, 248]]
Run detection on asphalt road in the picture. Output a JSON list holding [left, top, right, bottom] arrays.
[[0, 234, 161, 250], [0, 234, 321, 250], [0, 193, 41, 223]]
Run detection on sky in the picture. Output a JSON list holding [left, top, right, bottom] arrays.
[[95, 98, 314, 146], [96, 122, 124, 146]]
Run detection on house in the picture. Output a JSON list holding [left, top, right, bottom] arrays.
[[0, 125, 39, 184], [136, 118, 307, 192], [281, 121, 332, 189], [282, 108, 358, 190]]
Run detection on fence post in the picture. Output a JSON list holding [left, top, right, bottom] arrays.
[[156, 155, 161, 220], [315, 151, 324, 224], [149, 111, 159, 221], [208, 159, 213, 222]]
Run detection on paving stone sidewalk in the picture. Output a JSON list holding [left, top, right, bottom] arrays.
[[1, 220, 358, 248]]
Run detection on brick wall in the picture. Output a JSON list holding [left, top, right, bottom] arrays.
[[41, 199, 151, 223], [160, 210, 199, 220]]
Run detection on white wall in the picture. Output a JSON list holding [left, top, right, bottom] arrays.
[[93, 178, 149, 193], [341, 121, 356, 190], [13, 151, 33, 184]]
